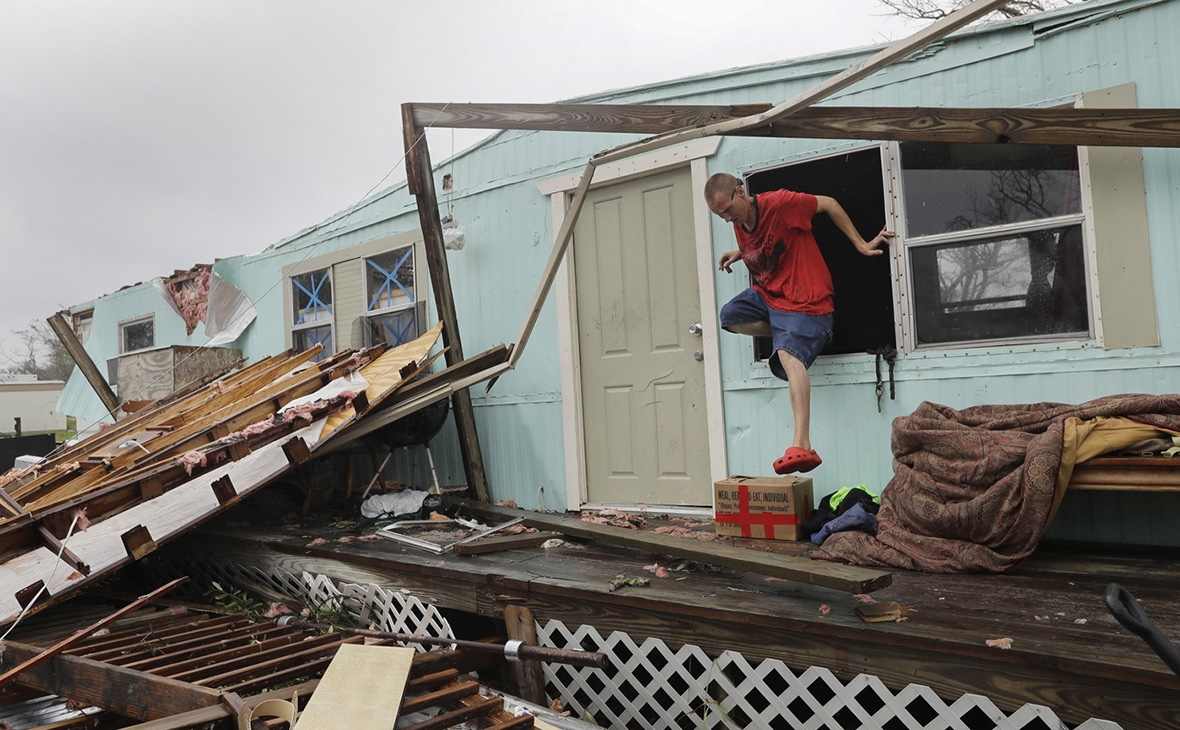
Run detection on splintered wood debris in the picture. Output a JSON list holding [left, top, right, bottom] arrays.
[[0, 322, 513, 628], [0, 598, 542, 729]]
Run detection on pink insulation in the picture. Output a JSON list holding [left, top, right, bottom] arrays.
[[178, 450, 207, 476], [166, 267, 212, 335]]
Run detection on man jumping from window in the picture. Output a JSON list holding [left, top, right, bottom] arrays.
[[705, 173, 892, 474]]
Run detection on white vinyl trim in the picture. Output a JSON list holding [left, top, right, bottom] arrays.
[[554, 193, 589, 509], [536, 138, 722, 196], [690, 156, 728, 492]]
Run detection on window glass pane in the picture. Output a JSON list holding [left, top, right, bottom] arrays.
[[365, 247, 415, 313], [292, 270, 333, 324], [121, 319, 154, 353], [367, 310, 418, 347], [909, 225, 1088, 345], [293, 325, 333, 361], [901, 143, 1081, 237]]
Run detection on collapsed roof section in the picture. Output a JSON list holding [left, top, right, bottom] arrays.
[[0, 322, 513, 628]]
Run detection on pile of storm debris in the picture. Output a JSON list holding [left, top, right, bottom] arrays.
[[0, 323, 591, 729]]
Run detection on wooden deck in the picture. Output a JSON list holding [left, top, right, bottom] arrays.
[[175, 514, 1180, 730]]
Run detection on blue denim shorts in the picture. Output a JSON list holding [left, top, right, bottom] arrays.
[[720, 288, 833, 381]]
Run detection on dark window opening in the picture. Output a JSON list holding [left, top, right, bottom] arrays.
[[745, 148, 895, 358]]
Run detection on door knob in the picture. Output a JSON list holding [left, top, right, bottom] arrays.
[[688, 323, 703, 337]]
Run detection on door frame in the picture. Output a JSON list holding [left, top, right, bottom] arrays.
[[536, 138, 727, 512]]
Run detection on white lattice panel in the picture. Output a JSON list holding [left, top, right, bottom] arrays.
[[150, 552, 1127, 730], [536, 620, 1124, 730], [146, 554, 453, 644]]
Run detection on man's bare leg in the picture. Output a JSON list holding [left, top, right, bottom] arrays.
[[777, 350, 811, 451]]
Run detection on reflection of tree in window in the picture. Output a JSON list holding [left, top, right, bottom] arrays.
[[902, 142, 1088, 345]]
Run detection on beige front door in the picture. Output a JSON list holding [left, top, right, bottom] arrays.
[[573, 167, 711, 506]]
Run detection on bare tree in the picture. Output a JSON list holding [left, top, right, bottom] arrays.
[[0, 320, 74, 382], [878, 0, 1076, 22]]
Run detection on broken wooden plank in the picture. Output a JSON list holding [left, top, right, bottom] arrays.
[[0, 638, 224, 722], [0, 576, 187, 690], [37, 526, 90, 576], [452, 531, 562, 555], [455, 500, 892, 593], [320, 346, 510, 453], [118, 679, 323, 730], [47, 311, 120, 416]]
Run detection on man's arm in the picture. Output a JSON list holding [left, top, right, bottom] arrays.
[[718, 249, 742, 273], [814, 195, 892, 256]]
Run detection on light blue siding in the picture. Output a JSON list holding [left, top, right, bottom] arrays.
[[62, 1, 1180, 542]]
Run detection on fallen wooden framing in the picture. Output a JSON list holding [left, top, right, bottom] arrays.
[[411, 102, 1180, 149], [455, 499, 891, 593], [401, 1, 1180, 374], [0, 323, 480, 627], [0, 600, 535, 730], [385, 0, 1180, 597]]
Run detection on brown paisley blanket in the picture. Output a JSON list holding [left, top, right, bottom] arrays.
[[812, 394, 1180, 573]]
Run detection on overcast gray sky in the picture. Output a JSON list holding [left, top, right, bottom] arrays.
[[0, 0, 920, 363]]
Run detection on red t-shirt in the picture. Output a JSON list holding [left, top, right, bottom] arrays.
[[735, 190, 834, 315]]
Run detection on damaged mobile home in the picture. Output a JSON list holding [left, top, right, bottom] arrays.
[[20, 0, 1180, 727]]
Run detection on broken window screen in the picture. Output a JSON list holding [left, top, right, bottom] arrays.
[[900, 143, 1081, 237], [120, 317, 154, 353], [291, 269, 333, 360], [364, 246, 419, 346], [909, 225, 1089, 345]]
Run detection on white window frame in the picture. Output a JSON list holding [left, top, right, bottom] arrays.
[[886, 140, 1095, 353], [118, 314, 155, 354], [289, 266, 336, 358], [362, 243, 421, 347]]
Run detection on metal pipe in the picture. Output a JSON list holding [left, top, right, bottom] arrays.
[[278, 617, 608, 669]]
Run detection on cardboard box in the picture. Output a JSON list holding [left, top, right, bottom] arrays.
[[714, 475, 812, 541]]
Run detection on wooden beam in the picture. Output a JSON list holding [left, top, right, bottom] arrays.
[[737, 105, 1180, 148], [411, 102, 773, 133], [320, 345, 509, 452], [455, 499, 892, 594], [0, 639, 222, 721], [504, 604, 545, 705], [0, 577, 187, 690], [47, 311, 119, 416], [509, 160, 597, 370], [453, 531, 563, 555], [412, 102, 1180, 148], [594, 0, 1011, 166], [401, 104, 491, 503]]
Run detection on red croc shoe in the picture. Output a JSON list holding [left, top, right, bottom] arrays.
[[773, 446, 822, 475]]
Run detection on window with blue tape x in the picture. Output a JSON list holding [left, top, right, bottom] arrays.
[[365, 246, 419, 347], [290, 268, 334, 360]]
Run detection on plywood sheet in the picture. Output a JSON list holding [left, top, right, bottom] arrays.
[[293, 644, 415, 730], [320, 322, 442, 439]]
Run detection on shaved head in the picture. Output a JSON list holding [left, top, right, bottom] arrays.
[[704, 172, 741, 201]]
